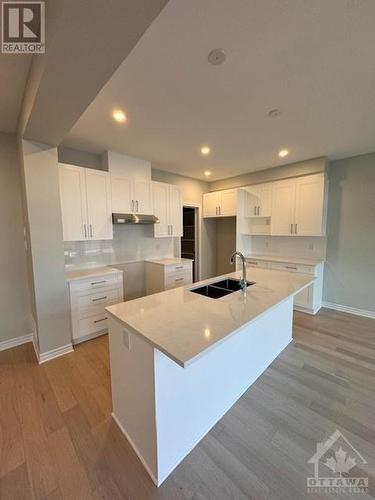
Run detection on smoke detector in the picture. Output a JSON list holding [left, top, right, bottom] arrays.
[[268, 108, 282, 118], [208, 48, 226, 65]]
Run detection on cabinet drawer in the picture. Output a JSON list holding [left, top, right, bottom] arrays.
[[270, 262, 315, 275], [165, 262, 192, 274], [70, 273, 122, 292], [246, 259, 270, 269], [165, 270, 192, 289], [76, 313, 108, 339], [77, 288, 122, 318]]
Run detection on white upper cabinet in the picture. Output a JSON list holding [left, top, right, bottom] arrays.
[[59, 164, 112, 241], [203, 189, 237, 217], [246, 183, 272, 217], [152, 181, 183, 238], [111, 176, 153, 215], [271, 173, 327, 236], [133, 180, 153, 215]]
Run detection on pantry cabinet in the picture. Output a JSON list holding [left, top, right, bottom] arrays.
[[203, 189, 237, 217], [271, 173, 327, 236], [152, 181, 183, 237], [59, 163, 112, 241]]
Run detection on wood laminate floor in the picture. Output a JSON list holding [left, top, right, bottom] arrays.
[[0, 308, 374, 500]]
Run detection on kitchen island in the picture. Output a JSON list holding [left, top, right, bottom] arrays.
[[106, 267, 314, 486]]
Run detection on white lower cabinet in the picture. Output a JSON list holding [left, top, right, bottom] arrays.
[[67, 269, 123, 344], [145, 259, 193, 295], [247, 257, 324, 314]]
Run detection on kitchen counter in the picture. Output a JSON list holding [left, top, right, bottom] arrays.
[[106, 267, 314, 367], [246, 254, 325, 266], [65, 266, 122, 282], [144, 257, 193, 266]]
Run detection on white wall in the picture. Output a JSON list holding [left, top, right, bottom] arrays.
[[0, 133, 32, 344]]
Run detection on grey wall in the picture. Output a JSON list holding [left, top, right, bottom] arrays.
[[216, 217, 237, 276], [323, 154, 375, 312], [152, 167, 216, 279], [209, 157, 327, 191], [21, 140, 71, 354], [0, 133, 32, 343], [58, 146, 104, 170]]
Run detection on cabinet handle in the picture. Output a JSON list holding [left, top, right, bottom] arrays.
[[89, 224, 93, 238], [83, 224, 87, 239], [290, 223, 293, 234], [91, 280, 106, 285], [219, 206, 221, 215], [136, 200, 139, 212], [175, 266, 184, 270], [254, 206, 256, 216], [216, 207, 218, 216], [295, 223, 297, 234], [258, 206, 260, 216], [286, 266, 297, 270], [131, 200, 134, 212], [175, 277, 184, 282], [171, 225, 173, 235], [92, 296, 107, 302], [94, 317, 108, 323]]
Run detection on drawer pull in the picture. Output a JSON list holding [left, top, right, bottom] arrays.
[[92, 296, 107, 302], [91, 280, 106, 285], [94, 317, 108, 324], [175, 277, 185, 282], [286, 266, 297, 270], [175, 266, 184, 270]]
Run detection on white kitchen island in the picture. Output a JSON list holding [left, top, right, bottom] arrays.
[[106, 268, 314, 486]]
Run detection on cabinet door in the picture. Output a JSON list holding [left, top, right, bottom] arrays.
[[257, 184, 272, 217], [134, 180, 153, 215], [169, 185, 183, 237], [152, 182, 170, 237], [85, 170, 113, 240], [220, 189, 237, 216], [294, 174, 325, 236], [294, 285, 312, 309], [59, 164, 88, 241], [245, 187, 260, 217], [203, 192, 220, 217], [111, 175, 133, 213], [270, 180, 295, 235]]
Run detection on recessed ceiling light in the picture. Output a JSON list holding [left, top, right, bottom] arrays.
[[112, 109, 127, 123], [279, 149, 289, 158], [208, 48, 226, 65], [204, 170, 212, 177], [201, 146, 211, 156]]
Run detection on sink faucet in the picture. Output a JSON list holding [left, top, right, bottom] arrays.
[[230, 251, 247, 291]]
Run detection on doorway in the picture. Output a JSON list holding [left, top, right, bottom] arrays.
[[182, 206, 199, 282]]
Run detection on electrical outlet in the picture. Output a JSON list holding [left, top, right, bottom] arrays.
[[123, 330, 131, 350]]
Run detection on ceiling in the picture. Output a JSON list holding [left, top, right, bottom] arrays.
[[0, 54, 32, 133], [64, 0, 375, 181]]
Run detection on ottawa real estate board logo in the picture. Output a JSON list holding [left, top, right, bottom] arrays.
[[1, 1, 45, 53], [307, 429, 368, 494]]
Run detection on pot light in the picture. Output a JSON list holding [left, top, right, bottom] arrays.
[[112, 109, 127, 123], [201, 146, 211, 156], [278, 149, 289, 158], [204, 170, 212, 177]]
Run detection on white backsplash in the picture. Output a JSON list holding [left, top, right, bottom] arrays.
[[64, 224, 176, 270], [243, 235, 327, 260]]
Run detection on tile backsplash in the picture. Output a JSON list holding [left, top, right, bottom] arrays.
[[243, 235, 327, 260], [64, 224, 176, 270]]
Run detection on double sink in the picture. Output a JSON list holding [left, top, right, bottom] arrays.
[[190, 278, 255, 299]]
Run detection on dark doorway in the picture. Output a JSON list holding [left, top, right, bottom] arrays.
[[182, 207, 198, 282]]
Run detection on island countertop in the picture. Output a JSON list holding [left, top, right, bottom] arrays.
[[106, 268, 314, 367]]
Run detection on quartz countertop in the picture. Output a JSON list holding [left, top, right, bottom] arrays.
[[106, 268, 314, 368], [246, 254, 325, 266], [145, 258, 194, 266], [65, 266, 122, 282]]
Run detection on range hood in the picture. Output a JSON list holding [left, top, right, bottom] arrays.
[[112, 213, 159, 225]]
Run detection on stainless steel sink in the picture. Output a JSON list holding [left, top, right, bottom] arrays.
[[189, 278, 255, 299]]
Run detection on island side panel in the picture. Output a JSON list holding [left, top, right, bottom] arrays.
[[108, 317, 158, 483], [154, 297, 294, 485]]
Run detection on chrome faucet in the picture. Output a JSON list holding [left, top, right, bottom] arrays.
[[230, 251, 247, 291]]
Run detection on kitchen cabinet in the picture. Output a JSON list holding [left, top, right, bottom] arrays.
[[152, 181, 183, 238], [203, 189, 237, 217], [246, 183, 273, 217], [271, 173, 327, 236], [145, 258, 193, 294], [111, 175, 153, 215], [59, 163, 112, 241]]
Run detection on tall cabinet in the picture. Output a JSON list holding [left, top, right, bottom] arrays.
[[59, 163, 113, 241]]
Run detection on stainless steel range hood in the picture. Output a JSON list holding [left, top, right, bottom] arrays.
[[112, 213, 159, 225]]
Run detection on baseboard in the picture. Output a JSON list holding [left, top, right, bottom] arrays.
[[34, 343, 74, 364], [0, 333, 33, 352], [294, 305, 321, 315], [111, 413, 159, 487], [322, 301, 375, 320]]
